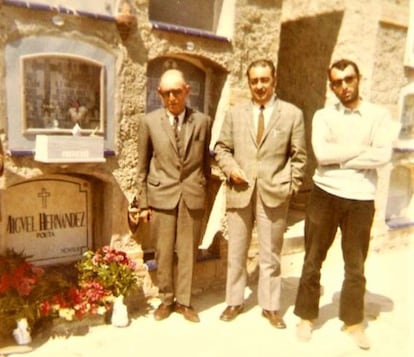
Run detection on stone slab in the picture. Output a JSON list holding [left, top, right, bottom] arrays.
[[4, 175, 92, 265], [34, 135, 105, 163]]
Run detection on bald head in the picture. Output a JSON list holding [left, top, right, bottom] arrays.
[[159, 69, 186, 88], [157, 69, 190, 115]]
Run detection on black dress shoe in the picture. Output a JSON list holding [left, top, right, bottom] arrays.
[[175, 303, 200, 323], [262, 310, 286, 329], [220, 305, 244, 321], [154, 303, 174, 321]]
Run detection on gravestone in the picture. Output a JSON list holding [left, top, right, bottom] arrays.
[[4, 175, 92, 265]]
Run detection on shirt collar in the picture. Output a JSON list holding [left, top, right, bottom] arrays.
[[167, 109, 185, 122], [253, 95, 276, 110], [335, 99, 366, 115]]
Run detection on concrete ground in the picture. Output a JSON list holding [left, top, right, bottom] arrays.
[[2, 234, 413, 357]]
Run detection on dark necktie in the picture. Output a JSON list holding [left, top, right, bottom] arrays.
[[173, 116, 179, 138], [256, 105, 265, 144], [173, 116, 182, 157]]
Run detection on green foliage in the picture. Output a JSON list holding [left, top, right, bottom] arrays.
[[76, 246, 138, 297]]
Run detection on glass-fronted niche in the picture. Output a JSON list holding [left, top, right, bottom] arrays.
[[21, 55, 104, 134], [5, 36, 115, 152]]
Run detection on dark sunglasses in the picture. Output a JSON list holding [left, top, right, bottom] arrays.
[[330, 75, 357, 88], [159, 89, 184, 98]]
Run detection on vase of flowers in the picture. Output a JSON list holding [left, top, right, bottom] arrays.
[[76, 246, 138, 326], [110, 294, 129, 327], [12, 317, 32, 345]]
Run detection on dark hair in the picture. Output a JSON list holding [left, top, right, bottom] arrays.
[[246, 59, 276, 79], [328, 59, 360, 81]]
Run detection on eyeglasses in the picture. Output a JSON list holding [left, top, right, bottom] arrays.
[[330, 75, 357, 88], [159, 89, 184, 98]]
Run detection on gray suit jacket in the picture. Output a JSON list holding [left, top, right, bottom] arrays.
[[214, 98, 306, 209], [137, 107, 211, 211]]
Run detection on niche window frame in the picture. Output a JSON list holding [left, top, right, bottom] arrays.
[[5, 36, 116, 154], [20, 53, 106, 136]]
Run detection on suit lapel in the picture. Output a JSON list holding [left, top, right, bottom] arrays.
[[181, 107, 194, 157], [260, 99, 281, 145], [245, 104, 256, 145], [161, 111, 179, 154]]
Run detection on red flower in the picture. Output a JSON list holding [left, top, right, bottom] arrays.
[[39, 300, 52, 316], [0, 274, 11, 294]]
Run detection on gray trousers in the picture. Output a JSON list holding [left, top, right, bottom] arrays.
[[225, 189, 289, 311]]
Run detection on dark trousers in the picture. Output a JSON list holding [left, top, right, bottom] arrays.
[[294, 185, 375, 325], [151, 198, 204, 307]]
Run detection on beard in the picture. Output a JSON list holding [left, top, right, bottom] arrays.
[[340, 87, 359, 106]]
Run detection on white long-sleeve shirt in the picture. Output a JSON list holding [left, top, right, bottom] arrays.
[[312, 100, 393, 200]]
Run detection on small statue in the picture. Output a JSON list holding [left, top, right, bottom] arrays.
[[127, 196, 140, 233]]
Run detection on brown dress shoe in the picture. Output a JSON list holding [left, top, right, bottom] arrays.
[[153, 303, 174, 321], [175, 303, 200, 323], [220, 305, 244, 321], [262, 310, 286, 329]]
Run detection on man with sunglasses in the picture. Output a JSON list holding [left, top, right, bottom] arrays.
[[294, 59, 394, 349], [136, 68, 211, 323]]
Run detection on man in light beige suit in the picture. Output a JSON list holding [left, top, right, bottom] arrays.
[[214, 59, 306, 328], [136, 69, 211, 323]]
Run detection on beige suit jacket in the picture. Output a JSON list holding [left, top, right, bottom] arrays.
[[137, 107, 211, 211], [214, 98, 306, 209]]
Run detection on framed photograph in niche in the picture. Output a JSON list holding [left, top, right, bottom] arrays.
[[21, 54, 105, 135]]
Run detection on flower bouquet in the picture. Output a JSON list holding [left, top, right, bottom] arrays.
[[39, 280, 112, 321], [75, 246, 138, 327], [0, 249, 68, 340], [40, 246, 138, 324], [1, 246, 139, 337], [76, 246, 138, 298]]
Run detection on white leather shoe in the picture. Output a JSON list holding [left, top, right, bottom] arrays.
[[296, 319, 313, 342], [342, 323, 371, 350]]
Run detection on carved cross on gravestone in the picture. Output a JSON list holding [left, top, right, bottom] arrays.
[[37, 187, 51, 209]]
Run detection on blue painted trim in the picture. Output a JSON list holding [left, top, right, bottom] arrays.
[[104, 150, 116, 156], [3, 0, 115, 22], [8, 150, 34, 156], [9, 149, 116, 157], [151, 21, 230, 43]]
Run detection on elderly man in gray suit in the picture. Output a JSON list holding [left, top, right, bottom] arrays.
[[214, 59, 306, 328], [136, 69, 211, 323]]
